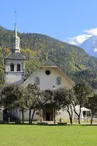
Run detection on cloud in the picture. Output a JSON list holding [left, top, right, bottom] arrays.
[[67, 28, 97, 46], [94, 48, 97, 52], [67, 34, 91, 46], [84, 28, 97, 35]]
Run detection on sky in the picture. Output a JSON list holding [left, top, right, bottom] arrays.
[[1, 0, 97, 43]]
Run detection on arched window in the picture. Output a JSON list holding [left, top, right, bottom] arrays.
[[17, 64, 21, 71], [35, 77, 40, 85], [56, 77, 61, 85], [10, 63, 14, 71]]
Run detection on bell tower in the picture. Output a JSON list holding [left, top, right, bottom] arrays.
[[5, 14, 25, 84]]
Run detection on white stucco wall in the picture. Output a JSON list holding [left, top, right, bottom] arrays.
[[5, 60, 24, 72], [23, 67, 73, 90], [6, 72, 24, 84], [5, 60, 25, 84], [11, 108, 39, 121]]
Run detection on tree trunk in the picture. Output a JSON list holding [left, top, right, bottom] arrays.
[[72, 102, 79, 123], [78, 115, 80, 124], [29, 108, 31, 124], [90, 114, 93, 124], [53, 107, 56, 125], [31, 108, 36, 123], [78, 106, 81, 124], [67, 108, 73, 124], [70, 116, 72, 124], [67, 106, 73, 124], [21, 109, 24, 123]]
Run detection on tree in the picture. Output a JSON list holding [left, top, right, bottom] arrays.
[[0, 84, 21, 123], [14, 85, 27, 123], [86, 95, 97, 124], [26, 89, 53, 123], [54, 88, 74, 124], [73, 82, 91, 124], [1, 84, 19, 109], [25, 84, 40, 124], [3, 47, 10, 57], [37, 89, 53, 109], [0, 84, 28, 123], [0, 68, 5, 87]]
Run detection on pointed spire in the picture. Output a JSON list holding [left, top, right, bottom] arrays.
[[11, 11, 20, 53], [14, 23, 17, 38], [14, 11, 17, 38]]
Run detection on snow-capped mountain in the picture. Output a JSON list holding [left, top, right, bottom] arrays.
[[67, 34, 91, 46], [66, 28, 97, 57], [80, 35, 97, 57]]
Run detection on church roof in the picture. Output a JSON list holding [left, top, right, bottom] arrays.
[[5, 52, 24, 60], [42, 60, 57, 67]]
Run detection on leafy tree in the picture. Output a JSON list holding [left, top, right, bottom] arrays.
[[14, 85, 27, 123], [0, 84, 21, 123], [25, 84, 40, 124], [54, 88, 74, 124], [1, 84, 19, 109], [2, 47, 11, 57], [28, 87, 53, 123], [86, 95, 97, 124], [73, 82, 91, 124], [0, 68, 5, 87], [0, 84, 28, 123]]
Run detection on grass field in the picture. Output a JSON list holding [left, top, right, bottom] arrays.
[[0, 124, 97, 146]]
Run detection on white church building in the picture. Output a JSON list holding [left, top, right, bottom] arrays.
[[4, 24, 90, 122]]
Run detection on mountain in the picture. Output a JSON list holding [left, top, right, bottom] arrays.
[[67, 34, 91, 46], [80, 35, 97, 57], [0, 25, 97, 88]]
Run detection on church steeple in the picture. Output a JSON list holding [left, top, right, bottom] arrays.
[[12, 12, 20, 53], [14, 22, 17, 38], [5, 12, 25, 85]]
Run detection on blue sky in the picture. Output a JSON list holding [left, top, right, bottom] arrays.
[[0, 0, 97, 42]]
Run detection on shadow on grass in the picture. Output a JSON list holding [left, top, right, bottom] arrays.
[[0, 121, 68, 126], [82, 124, 97, 126]]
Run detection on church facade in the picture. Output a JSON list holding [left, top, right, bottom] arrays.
[[23, 60, 75, 121], [5, 24, 75, 122]]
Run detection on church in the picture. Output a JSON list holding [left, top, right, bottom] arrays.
[[5, 24, 75, 122]]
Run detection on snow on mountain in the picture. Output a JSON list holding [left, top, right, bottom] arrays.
[[67, 34, 91, 46], [80, 35, 97, 57], [66, 28, 97, 57]]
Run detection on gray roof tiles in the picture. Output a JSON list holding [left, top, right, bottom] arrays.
[[5, 52, 24, 60], [42, 60, 57, 67]]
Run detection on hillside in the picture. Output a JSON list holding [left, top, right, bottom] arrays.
[[0, 25, 97, 88]]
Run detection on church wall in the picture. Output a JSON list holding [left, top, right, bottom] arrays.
[[5, 60, 24, 84], [56, 109, 70, 120], [11, 108, 39, 121], [23, 67, 73, 90], [11, 107, 71, 122], [6, 72, 23, 84], [20, 67, 74, 121], [5, 60, 24, 72]]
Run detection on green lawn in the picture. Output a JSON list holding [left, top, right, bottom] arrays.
[[0, 124, 97, 146]]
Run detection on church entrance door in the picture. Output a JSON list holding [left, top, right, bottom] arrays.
[[46, 112, 50, 121], [43, 104, 53, 121]]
